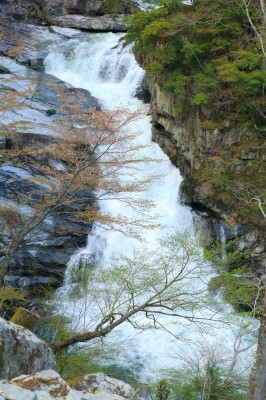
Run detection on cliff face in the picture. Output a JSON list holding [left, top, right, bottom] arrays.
[[0, 23, 101, 294], [2, 0, 139, 24], [149, 81, 266, 272]]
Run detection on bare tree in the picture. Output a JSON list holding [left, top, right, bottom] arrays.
[[171, 328, 255, 400], [0, 102, 159, 281]]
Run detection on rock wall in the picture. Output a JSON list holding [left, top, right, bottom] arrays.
[[1, 0, 139, 26], [149, 82, 266, 273], [0, 25, 100, 294], [43, 0, 139, 16]]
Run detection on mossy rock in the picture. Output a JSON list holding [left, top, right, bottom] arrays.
[[0, 286, 25, 303], [0, 287, 25, 319], [67, 376, 84, 390], [11, 306, 40, 330], [102, 0, 139, 14]]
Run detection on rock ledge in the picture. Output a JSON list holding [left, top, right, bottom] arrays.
[[49, 14, 128, 32]]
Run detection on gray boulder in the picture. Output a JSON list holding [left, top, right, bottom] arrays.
[[49, 14, 128, 32], [0, 317, 57, 380]]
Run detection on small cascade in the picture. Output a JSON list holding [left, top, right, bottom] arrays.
[[219, 222, 227, 260]]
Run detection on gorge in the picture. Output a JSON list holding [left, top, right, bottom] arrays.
[[0, 0, 265, 398]]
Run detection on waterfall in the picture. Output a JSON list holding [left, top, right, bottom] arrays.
[[44, 32, 255, 380]]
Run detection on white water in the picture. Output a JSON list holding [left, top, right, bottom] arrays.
[[45, 32, 255, 380]]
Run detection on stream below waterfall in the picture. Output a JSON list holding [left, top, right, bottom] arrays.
[[44, 31, 255, 381]]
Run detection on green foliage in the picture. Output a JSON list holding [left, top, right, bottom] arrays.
[[212, 173, 230, 190], [158, 341, 248, 400], [205, 241, 263, 314], [0, 286, 25, 303], [126, 0, 266, 125], [204, 240, 248, 272], [55, 346, 140, 387], [173, 361, 246, 400], [156, 379, 171, 400], [192, 92, 210, 106], [209, 274, 262, 314], [0, 286, 25, 318], [102, 0, 123, 14]]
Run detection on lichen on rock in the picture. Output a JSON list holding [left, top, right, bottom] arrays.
[[0, 317, 57, 380]]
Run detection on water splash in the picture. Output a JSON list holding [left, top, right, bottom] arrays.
[[45, 32, 255, 380]]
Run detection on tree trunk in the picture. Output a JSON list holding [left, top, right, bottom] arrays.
[[247, 291, 266, 400]]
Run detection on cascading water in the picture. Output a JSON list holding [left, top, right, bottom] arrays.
[[45, 32, 255, 380]]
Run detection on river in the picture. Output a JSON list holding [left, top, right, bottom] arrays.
[[44, 31, 254, 381]]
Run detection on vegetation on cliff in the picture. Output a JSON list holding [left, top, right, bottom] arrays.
[[126, 2, 266, 397], [126, 0, 266, 230], [126, 0, 266, 126]]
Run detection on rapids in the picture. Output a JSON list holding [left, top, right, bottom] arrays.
[[44, 32, 255, 381]]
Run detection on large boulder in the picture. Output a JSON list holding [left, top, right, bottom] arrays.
[[68, 372, 135, 398], [0, 318, 57, 380]]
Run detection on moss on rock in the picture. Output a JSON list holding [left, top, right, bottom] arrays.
[[11, 306, 40, 331]]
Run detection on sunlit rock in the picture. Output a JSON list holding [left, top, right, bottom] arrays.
[[68, 372, 135, 398], [0, 318, 57, 380]]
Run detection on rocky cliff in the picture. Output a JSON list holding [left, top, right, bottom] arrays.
[[149, 81, 266, 277], [0, 23, 100, 294], [1, 0, 138, 32]]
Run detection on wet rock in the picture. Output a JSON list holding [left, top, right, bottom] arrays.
[[0, 56, 99, 293], [147, 79, 266, 275], [2, 0, 140, 21], [135, 75, 151, 103], [49, 14, 128, 32], [0, 65, 10, 74], [0, 161, 94, 295], [0, 318, 57, 380]]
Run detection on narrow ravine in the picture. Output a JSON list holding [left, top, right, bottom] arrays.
[[44, 32, 255, 380]]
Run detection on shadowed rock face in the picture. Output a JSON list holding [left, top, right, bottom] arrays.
[[0, 30, 100, 294], [0, 151, 94, 295], [0, 318, 57, 380], [147, 81, 266, 276], [0, 0, 138, 31]]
